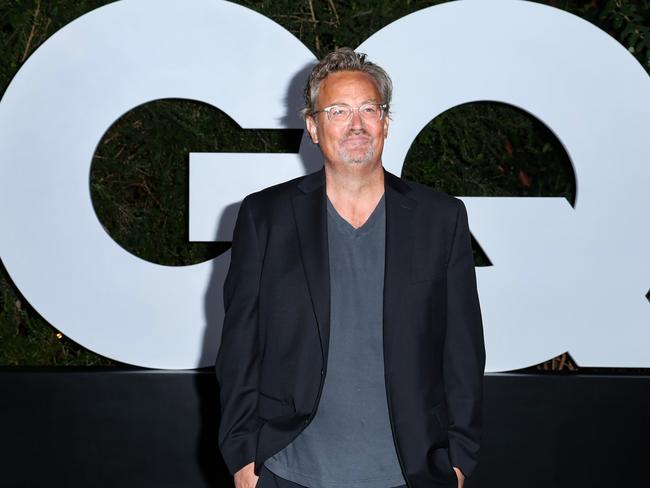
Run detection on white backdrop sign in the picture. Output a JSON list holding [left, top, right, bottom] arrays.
[[0, 0, 648, 370]]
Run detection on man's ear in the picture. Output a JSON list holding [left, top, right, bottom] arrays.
[[305, 115, 319, 144], [383, 115, 390, 139]]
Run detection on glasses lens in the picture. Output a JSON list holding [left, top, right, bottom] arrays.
[[328, 106, 351, 121], [359, 104, 380, 120]]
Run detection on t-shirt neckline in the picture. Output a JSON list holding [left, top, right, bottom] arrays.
[[326, 193, 385, 236]]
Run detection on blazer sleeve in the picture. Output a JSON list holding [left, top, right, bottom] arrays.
[[443, 198, 486, 478], [214, 196, 263, 475]]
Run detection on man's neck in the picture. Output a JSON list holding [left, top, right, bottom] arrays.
[[324, 161, 385, 202], [324, 161, 385, 229]]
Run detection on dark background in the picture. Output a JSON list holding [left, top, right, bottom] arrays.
[[1, 370, 649, 487]]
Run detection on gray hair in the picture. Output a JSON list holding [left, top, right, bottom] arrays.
[[301, 47, 393, 120]]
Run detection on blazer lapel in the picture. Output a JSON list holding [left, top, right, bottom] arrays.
[[292, 168, 331, 364], [383, 169, 418, 365]]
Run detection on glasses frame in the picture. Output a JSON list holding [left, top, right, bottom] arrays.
[[311, 102, 388, 123]]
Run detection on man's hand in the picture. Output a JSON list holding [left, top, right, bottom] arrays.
[[453, 466, 465, 488], [234, 461, 259, 488]]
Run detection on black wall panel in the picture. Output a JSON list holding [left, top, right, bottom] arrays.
[[1, 371, 648, 488]]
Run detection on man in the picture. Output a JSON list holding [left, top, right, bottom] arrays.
[[215, 48, 485, 488]]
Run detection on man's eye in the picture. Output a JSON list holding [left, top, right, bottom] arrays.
[[361, 105, 377, 114], [330, 107, 348, 117]]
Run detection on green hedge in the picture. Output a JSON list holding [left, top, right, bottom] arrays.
[[0, 0, 648, 367]]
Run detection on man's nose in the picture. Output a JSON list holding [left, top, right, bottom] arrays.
[[349, 108, 364, 129]]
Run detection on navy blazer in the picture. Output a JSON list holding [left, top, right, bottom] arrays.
[[215, 167, 485, 488]]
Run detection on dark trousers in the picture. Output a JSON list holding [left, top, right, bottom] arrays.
[[257, 465, 408, 488]]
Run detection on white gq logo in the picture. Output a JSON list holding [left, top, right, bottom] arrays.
[[0, 0, 648, 370]]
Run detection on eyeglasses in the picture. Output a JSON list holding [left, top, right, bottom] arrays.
[[311, 103, 388, 124]]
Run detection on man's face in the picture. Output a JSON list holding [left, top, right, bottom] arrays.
[[306, 71, 389, 169]]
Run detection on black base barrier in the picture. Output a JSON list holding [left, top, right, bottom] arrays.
[[0, 369, 648, 487]]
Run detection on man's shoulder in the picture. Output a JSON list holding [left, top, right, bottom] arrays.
[[397, 174, 461, 213], [243, 172, 312, 207]]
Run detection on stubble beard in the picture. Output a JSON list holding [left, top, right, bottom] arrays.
[[338, 131, 375, 165], [340, 145, 374, 165]]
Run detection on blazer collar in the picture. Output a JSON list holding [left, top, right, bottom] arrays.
[[296, 165, 414, 198]]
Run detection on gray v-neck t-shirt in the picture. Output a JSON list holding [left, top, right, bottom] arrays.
[[264, 193, 406, 488]]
